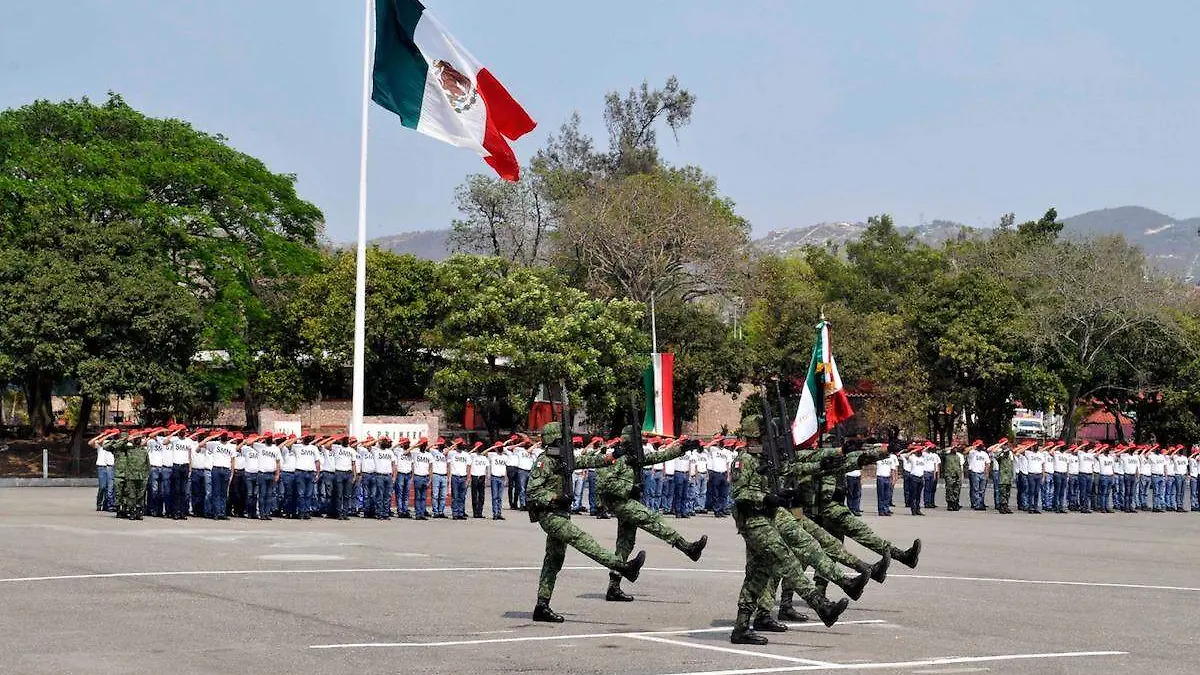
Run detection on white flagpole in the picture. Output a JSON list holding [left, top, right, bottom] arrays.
[[649, 292, 658, 354], [351, 0, 373, 437]]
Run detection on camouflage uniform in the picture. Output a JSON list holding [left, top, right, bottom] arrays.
[[528, 435, 632, 607], [123, 439, 149, 519], [111, 440, 131, 518], [597, 441, 699, 595], [995, 447, 1014, 513], [731, 449, 844, 639], [941, 448, 964, 511]]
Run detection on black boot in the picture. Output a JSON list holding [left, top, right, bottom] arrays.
[[836, 571, 870, 601], [730, 608, 768, 645], [619, 550, 647, 583], [893, 539, 922, 569], [777, 604, 809, 622], [682, 535, 708, 562], [606, 579, 634, 602], [814, 596, 850, 627], [869, 551, 890, 583], [532, 600, 564, 623], [752, 612, 789, 632]]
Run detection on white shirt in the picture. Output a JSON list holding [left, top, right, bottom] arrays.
[[333, 444, 356, 472], [673, 454, 691, 473], [358, 447, 376, 473], [1066, 453, 1079, 475], [1053, 451, 1069, 473], [146, 437, 164, 467], [1172, 455, 1189, 476], [471, 452, 490, 477], [233, 446, 246, 470], [516, 448, 535, 471], [412, 449, 433, 476], [1078, 451, 1096, 474], [487, 451, 507, 477], [967, 449, 989, 473], [243, 443, 261, 473], [430, 448, 448, 475], [170, 437, 191, 465], [1165, 456, 1176, 476], [1097, 455, 1116, 476], [374, 447, 397, 475], [189, 440, 208, 470], [280, 445, 296, 472], [448, 449, 470, 476], [1189, 456, 1200, 478], [845, 468, 862, 478], [924, 453, 940, 473], [95, 443, 114, 467], [707, 447, 730, 472], [210, 442, 234, 469], [875, 455, 896, 478], [1114, 455, 1125, 475], [694, 451, 708, 473], [901, 454, 915, 474], [396, 449, 413, 474], [1041, 453, 1054, 474], [293, 444, 319, 472], [908, 454, 927, 478], [258, 445, 281, 473], [321, 447, 336, 473], [1149, 453, 1167, 475], [1016, 453, 1028, 474]]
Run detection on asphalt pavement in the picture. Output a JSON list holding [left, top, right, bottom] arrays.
[[1, 488, 1198, 675]]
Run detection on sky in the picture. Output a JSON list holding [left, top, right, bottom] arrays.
[[3, 0, 1198, 243]]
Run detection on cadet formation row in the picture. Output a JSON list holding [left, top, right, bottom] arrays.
[[89, 427, 743, 522], [862, 440, 1200, 517]]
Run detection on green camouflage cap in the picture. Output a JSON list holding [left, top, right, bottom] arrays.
[[621, 425, 635, 443], [542, 421, 562, 446], [739, 414, 762, 440]]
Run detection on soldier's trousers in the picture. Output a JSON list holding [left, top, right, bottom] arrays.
[[758, 509, 858, 613], [818, 503, 904, 559], [537, 512, 626, 602], [997, 481, 1012, 510], [944, 474, 962, 509], [608, 498, 688, 584], [120, 478, 146, 516], [737, 517, 821, 628], [114, 475, 127, 513]]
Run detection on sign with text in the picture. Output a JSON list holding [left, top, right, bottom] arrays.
[[361, 423, 429, 442], [272, 421, 303, 437]]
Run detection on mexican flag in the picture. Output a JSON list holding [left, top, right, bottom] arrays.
[[791, 321, 855, 446], [642, 353, 675, 436], [371, 0, 536, 181]]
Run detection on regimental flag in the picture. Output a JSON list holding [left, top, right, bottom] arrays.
[[791, 321, 855, 446], [642, 353, 675, 436], [371, 0, 536, 181]]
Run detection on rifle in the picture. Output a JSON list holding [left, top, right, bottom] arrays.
[[628, 399, 645, 488], [555, 381, 574, 484], [758, 385, 783, 492]]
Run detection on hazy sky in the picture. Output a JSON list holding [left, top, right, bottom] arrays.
[[3, 0, 1197, 243]]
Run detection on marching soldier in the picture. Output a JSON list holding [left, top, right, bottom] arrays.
[[527, 422, 646, 623]]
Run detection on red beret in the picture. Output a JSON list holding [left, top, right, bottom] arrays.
[[453, 437, 464, 445], [571, 436, 583, 444], [472, 441, 484, 450], [723, 439, 737, 448], [606, 437, 622, 447], [590, 436, 604, 444], [970, 440, 984, 447], [416, 437, 428, 446], [396, 437, 410, 446], [436, 437, 446, 445]]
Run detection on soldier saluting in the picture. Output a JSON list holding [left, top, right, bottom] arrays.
[[526, 421, 646, 623]]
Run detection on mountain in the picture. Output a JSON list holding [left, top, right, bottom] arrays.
[[368, 229, 453, 260], [1062, 207, 1200, 281], [753, 219, 977, 255]]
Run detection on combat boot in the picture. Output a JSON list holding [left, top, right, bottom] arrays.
[[751, 611, 789, 633], [777, 604, 809, 622], [681, 535, 708, 562], [730, 608, 768, 645], [618, 550, 647, 583], [893, 539, 922, 569], [605, 579, 634, 602], [813, 596, 850, 627], [532, 599, 564, 623], [834, 570, 870, 601], [869, 551, 890, 583]]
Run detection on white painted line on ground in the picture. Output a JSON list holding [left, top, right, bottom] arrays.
[[307, 620, 886, 649], [624, 634, 837, 666], [653, 650, 1129, 675], [890, 573, 1200, 593]]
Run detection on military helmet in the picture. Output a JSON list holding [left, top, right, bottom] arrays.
[[542, 421, 562, 446], [620, 425, 635, 443], [738, 414, 762, 440]]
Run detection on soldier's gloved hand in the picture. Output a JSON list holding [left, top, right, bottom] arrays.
[[629, 484, 642, 500], [776, 487, 797, 504], [612, 444, 629, 460], [763, 493, 783, 510], [819, 456, 842, 473], [552, 493, 573, 510]]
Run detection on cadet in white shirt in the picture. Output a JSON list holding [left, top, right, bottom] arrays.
[[357, 438, 378, 518], [187, 430, 209, 518], [469, 441, 490, 518], [1173, 449, 1191, 513], [430, 439, 450, 519], [372, 437, 398, 520], [394, 438, 414, 518], [486, 442, 508, 519], [515, 443, 536, 510], [90, 429, 117, 512], [706, 439, 733, 517], [693, 448, 709, 514], [1189, 449, 1200, 512], [167, 426, 193, 520], [229, 433, 248, 517], [241, 434, 261, 518], [145, 430, 168, 517], [448, 439, 471, 520], [874, 452, 897, 516], [411, 439, 433, 520], [922, 449, 940, 509], [1077, 443, 1097, 514], [331, 437, 358, 520], [279, 437, 298, 518], [1096, 447, 1117, 513], [208, 432, 235, 520], [256, 436, 283, 520], [293, 435, 320, 520], [966, 441, 990, 510]]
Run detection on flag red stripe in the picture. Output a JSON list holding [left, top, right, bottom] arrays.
[[476, 68, 536, 140], [481, 121, 521, 182], [660, 353, 675, 437], [825, 390, 854, 430]]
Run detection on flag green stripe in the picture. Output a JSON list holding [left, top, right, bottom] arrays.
[[642, 364, 656, 433], [371, 0, 428, 130]]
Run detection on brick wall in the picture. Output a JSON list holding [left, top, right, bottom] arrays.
[[686, 384, 755, 437]]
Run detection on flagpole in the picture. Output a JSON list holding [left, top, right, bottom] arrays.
[[649, 292, 658, 355], [351, 0, 373, 437]]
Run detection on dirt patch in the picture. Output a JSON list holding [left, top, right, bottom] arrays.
[[0, 437, 90, 478]]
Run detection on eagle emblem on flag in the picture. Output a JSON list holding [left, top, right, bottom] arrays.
[[432, 59, 478, 113]]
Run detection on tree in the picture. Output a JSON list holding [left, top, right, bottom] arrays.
[[427, 256, 647, 440], [602, 77, 696, 177], [0, 94, 323, 438], [447, 173, 550, 265]]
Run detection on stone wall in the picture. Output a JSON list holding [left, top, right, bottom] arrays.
[[685, 384, 755, 437]]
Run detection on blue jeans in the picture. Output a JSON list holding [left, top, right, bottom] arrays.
[[317, 472, 332, 513], [1191, 476, 1200, 511], [190, 469, 208, 517], [210, 467, 230, 517], [96, 466, 114, 510], [376, 474, 395, 517], [257, 473, 276, 516], [395, 473, 411, 515], [586, 470, 598, 514], [1095, 475, 1111, 511], [147, 466, 166, 515], [1175, 475, 1188, 510], [571, 473, 585, 511], [1043, 474, 1055, 508], [1152, 475, 1166, 509], [170, 464, 190, 517], [968, 472, 985, 509], [331, 470, 352, 517], [1077, 474, 1094, 512], [431, 474, 448, 516], [845, 475, 862, 514], [642, 470, 658, 510], [412, 475, 429, 517], [694, 473, 708, 512], [659, 474, 674, 512], [1027, 474, 1042, 511], [1122, 474, 1137, 511], [672, 472, 688, 514], [876, 476, 892, 514], [685, 476, 698, 515], [451, 475, 467, 517], [1067, 474, 1079, 510], [709, 471, 729, 515], [278, 471, 295, 516], [1016, 473, 1027, 510], [516, 469, 531, 508], [360, 473, 378, 517], [489, 475, 504, 516], [923, 473, 937, 507], [295, 470, 316, 516], [244, 472, 260, 517], [1053, 472, 1068, 511]]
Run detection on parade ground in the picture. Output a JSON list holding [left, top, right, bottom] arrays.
[[2, 488, 1197, 675]]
